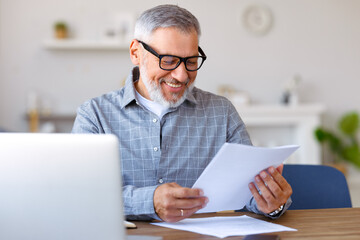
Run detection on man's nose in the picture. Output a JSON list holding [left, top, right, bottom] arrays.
[[170, 62, 189, 83]]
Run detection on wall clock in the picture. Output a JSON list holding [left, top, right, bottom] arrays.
[[242, 5, 273, 36]]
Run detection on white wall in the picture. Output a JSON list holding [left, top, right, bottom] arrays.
[[1, 0, 360, 132]]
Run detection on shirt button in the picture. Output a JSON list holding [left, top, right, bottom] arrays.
[[153, 147, 158, 152], [158, 178, 164, 184], [153, 118, 158, 123]]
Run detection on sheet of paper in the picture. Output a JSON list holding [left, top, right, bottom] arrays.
[[151, 215, 297, 238], [192, 143, 299, 213]]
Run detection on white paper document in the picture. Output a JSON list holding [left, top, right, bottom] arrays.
[[192, 143, 299, 213], [151, 215, 297, 238]]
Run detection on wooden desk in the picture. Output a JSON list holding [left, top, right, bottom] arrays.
[[127, 208, 360, 240]]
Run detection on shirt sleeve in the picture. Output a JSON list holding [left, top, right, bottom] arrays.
[[71, 102, 104, 134], [244, 197, 292, 219], [122, 185, 160, 221], [225, 101, 252, 145], [71, 102, 160, 221]]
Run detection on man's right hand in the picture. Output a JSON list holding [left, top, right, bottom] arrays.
[[153, 182, 208, 222]]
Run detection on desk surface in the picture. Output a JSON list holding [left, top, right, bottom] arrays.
[[127, 208, 360, 240]]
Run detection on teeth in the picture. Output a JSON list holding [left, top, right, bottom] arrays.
[[165, 82, 182, 88]]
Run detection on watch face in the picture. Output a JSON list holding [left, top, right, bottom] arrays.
[[243, 5, 273, 36]]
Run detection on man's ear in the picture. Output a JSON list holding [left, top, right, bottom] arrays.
[[129, 39, 141, 65]]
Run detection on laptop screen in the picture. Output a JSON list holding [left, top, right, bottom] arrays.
[[0, 133, 126, 240]]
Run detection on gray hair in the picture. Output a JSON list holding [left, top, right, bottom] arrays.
[[134, 4, 201, 42]]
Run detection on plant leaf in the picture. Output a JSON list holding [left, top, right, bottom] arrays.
[[342, 145, 360, 168], [339, 112, 359, 136], [314, 128, 327, 142], [314, 127, 342, 154]]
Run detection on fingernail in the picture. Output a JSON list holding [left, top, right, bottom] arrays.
[[269, 167, 275, 173], [202, 198, 209, 207], [249, 183, 254, 189], [255, 176, 261, 182], [199, 189, 204, 196], [260, 171, 267, 179]]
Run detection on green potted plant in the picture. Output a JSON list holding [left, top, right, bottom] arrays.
[[54, 21, 68, 39], [314, 112, 360, 172]]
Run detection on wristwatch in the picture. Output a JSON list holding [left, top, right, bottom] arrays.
[[268, 204, 284, 217]]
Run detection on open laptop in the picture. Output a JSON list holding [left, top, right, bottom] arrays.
[[0, 133, 160, 240]]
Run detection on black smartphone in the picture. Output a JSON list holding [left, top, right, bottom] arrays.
[[243, 234, 280, 240]]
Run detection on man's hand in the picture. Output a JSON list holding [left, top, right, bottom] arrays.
[[248, 164, 292, 214], [153, 182, 208, 222]]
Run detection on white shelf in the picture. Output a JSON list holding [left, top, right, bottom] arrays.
[[236, 103, 325, 115], [234, 103, 326, 165], [236, 103, 326, 126], [43, 39, 129, 50]]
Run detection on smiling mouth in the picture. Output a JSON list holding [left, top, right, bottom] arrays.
[[165, 81, 182, 88]]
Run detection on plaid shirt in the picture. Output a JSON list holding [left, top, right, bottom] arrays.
[[72, 67, 290, 220]]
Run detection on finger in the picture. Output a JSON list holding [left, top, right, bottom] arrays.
[[260, 170, 283, 197], [154, 183, 209, 222], [168, 205, 204, 223], [260, 170, 292, 211], [268, 166, 291, 191], [276, 164, 284, 174], [248, 182, 267, 208], [252, 176, 281, 213], [268, 167, 293, 200], [171, 187, 205, 199], [256, 172, 276, 199], [177, 205, 204, 218], [172, 196, 208, 210]]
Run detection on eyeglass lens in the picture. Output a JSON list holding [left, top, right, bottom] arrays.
[[160, 56, 203, 71]]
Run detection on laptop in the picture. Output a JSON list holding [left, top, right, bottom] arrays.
[[0, 133, 160, 240]]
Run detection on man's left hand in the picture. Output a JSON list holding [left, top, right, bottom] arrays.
[[248, 164, 292, 214]]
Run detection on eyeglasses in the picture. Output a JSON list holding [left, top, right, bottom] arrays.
[[138, 40, 207, 72]]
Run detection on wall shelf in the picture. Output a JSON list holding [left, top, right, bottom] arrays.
[[25, 112, 76, 133], [43, 39, 129, 50]]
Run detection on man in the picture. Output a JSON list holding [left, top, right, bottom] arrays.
[[72, 4, 292, 223]]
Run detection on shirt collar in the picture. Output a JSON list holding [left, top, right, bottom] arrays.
[[120, 67, 139, 109], [120, 67, 198, 109]]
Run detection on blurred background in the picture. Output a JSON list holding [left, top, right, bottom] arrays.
[[1, 0, 359, 205]]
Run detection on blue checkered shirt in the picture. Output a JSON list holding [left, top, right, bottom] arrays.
[[72, 67, 290, 220]]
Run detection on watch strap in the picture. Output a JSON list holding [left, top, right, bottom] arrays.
[[268, 204, 284, 217]]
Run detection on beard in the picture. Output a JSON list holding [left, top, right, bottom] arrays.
[[139, 65, 194, 108]]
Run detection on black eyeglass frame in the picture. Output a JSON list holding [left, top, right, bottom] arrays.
[[137, 40, 207, 72]]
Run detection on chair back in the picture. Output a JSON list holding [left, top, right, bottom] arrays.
[[283, 164, 352, 210]]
